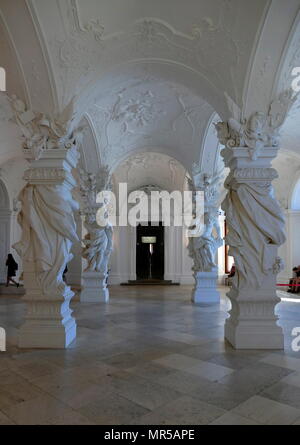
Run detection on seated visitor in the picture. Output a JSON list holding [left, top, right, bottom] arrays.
[[288, 266, 300, 293]]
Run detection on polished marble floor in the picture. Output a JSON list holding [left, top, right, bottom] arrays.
[[0, 285, 300, 425]]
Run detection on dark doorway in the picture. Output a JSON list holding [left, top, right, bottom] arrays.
[[136, 223, 164, 280]]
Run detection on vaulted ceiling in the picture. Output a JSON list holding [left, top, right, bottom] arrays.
[[113, 152, 188, 195], [0, 0, 300, 181]]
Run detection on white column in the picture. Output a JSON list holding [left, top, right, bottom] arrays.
[[15, 147, 80, 348], [221, 146, 286, 349]]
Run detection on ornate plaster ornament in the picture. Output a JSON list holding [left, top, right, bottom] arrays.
[[9, 95, 83, 160], [215, 89, 297, 159]]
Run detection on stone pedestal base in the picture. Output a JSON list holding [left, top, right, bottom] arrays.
[[18, 288, 76, 349], [225, 287, 284, 349], [191, 270, 220, 304], [80, 271, 109, 303]]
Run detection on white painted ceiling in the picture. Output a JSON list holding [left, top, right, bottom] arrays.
[[0, 0, 300, 198], [86, 72, 214, 171], [113, 152, 187, 195]]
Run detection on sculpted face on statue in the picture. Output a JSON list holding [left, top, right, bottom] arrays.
[[244, 112, 267, 149]]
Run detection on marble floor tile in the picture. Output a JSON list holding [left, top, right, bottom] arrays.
[[206, 352, 262, 370], [209, 412, 260, 425], [3, 394, 81, 425], [77, 393, 150, 425], [131, 396, 226, 425], [219, 362, 292, 394], [9, 360, 62, 381], [157, 370, 212, 394], [186, 360, 234, 381], [0, 410, 15, 425], [280, 372, 300, 388], [260, 353, 300, 372], [0, 381, 43, 411], [108, 374, 182, 410], [232, 395, 300, 425], [1, 285, 300, 425], [126, 362, 175, 381], [262, 381, 300, 409], [43, 411, 95, 425], [40, 380, 113, 410], [155, 330, 208, 346], [153, 353, 203, 371]]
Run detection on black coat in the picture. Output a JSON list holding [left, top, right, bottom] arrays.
[[6, 259, 18, 277]]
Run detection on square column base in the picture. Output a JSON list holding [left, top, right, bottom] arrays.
[[81, 271, 109, 303], [19, 317, 76, 349], [192, 270, 220, 304], [225, 319, 284, 349], [18, 288, 76, 349], [225, 286, 284, 349]]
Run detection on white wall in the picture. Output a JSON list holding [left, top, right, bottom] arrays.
[[108, 223, 194, 285], [0, 157, 28, 281], [272, 153, 300, 283]]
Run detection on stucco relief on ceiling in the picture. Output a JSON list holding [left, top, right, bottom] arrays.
[[47, 0, 249, 109], [85, 77, 213, 169]]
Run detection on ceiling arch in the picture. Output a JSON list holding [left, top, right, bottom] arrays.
[[0, 0, 57, 113], [112, 151, 188, 195], [273, 9, 300, 157], [1, 0, 300, 175], [243, 0, 300, 117], [17, 0, 271, 117], [84, 70, 214, 172], [291, 175, 300, 210]]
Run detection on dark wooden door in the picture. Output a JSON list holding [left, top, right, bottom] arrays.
[[136, 223, 164, 280]]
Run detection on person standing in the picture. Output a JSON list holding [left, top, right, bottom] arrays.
[[5, 253, 19, 287]]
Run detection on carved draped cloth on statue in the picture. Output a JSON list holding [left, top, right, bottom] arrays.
[[191, 235, 222, 272], [82, 223, 113, 273], [14, 184, 79, 295], [222, 181, 286, 288], [82, 224, 108, 273]]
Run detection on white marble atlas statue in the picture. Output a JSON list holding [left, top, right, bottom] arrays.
[[82, 212, 112, 274], [189, 208, 223, 272]]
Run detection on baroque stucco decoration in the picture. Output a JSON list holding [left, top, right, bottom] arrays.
[[48, 0, 249, 112], [10, 96, 83, 348], [9, 95, 81, 160], [79, 166, 113, 303], [86, 77, 213, 170], [215, 89, 297, 160]]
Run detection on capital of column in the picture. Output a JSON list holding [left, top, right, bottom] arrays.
[[22, 147, 79, 188]]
